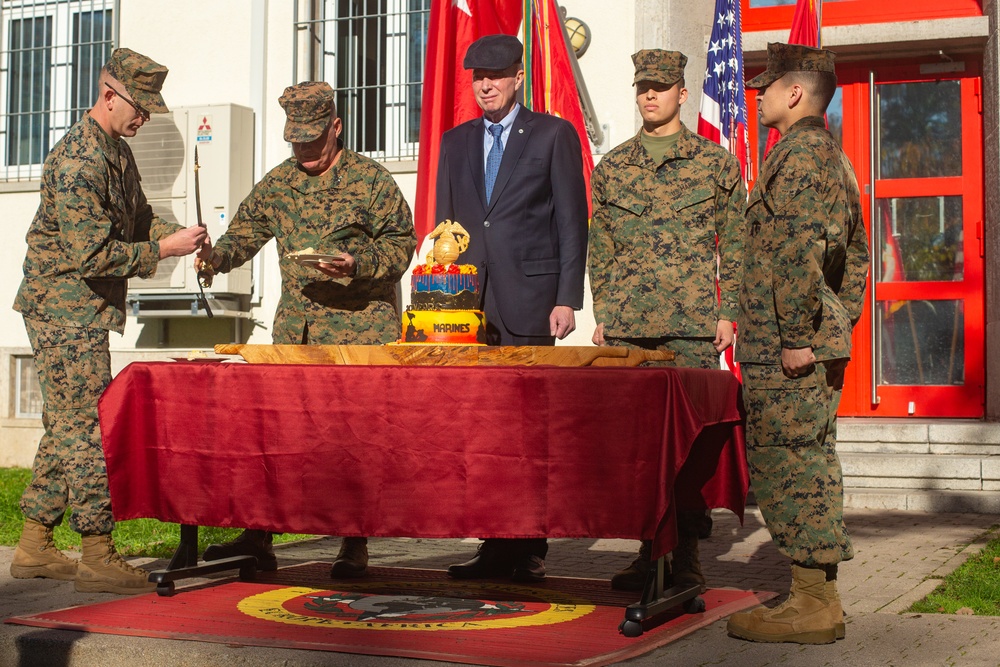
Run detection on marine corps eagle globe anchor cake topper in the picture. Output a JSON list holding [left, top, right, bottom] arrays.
[[402, 220, 487, 345]]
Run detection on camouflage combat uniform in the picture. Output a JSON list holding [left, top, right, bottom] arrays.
[[736, 115, 870, 566], [589, 124, 744, 368], [212, 148, 415, 344], [13, 113, 181, 535]]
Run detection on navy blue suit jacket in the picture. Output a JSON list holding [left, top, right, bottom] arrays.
[[435, 106, 588, 337]]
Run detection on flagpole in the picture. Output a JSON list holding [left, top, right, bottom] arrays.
[[523, 0, 533, 109], [817, 0, 823, 48]]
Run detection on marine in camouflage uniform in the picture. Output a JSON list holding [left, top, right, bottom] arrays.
[[590, 50, 744, 368], [11, 49, 208, 594], [208, 83, 414, 345], [199, 81, 415, 577], [728, 43, 870, 645], [589, 49, 745, 593]]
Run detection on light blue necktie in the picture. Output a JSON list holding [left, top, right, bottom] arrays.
[[485, 123, 504, 204]]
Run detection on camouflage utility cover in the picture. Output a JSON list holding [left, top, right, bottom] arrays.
[[13, 114, 181, 333], [746, 42, 836, 90], [589, 124, 745, 338], [279, 81, 335, 143], [105, 47, 169, 114], [736, 115, 869, 368], [212, 148, 415, 344], [631, 49, 687, 86]]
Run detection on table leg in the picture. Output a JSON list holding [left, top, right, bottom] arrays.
[[618, 556, 704, 637], [147, 524, 258, 596]]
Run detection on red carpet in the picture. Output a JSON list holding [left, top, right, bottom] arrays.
[[6, 563, 774, 666]]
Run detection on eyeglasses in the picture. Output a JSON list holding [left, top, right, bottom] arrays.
[[105, 82, 150, 122]]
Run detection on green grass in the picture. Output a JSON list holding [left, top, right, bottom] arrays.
[[908, 529, 1000, 616], [0, 467, 314, 559]]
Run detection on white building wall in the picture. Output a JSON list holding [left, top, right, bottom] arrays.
[[0, 193, 37, 350]]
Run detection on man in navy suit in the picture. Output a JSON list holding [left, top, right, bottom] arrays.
[[437, 34, 588, 583]]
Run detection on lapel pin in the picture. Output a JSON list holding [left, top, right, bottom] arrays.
[[519, 129, 524, 134]]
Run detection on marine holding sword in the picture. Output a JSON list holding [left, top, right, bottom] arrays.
[[11, 48, 207, 594], [196, 81, 416, 577]]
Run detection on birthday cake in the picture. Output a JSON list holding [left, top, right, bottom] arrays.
[[402, 221, 486, 345]]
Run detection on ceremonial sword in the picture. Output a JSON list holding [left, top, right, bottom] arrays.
[[193, 145, 214, 318]]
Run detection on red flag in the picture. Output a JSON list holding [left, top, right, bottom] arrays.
[[413, 1, 521, 243], [762, 0, 819, 159], [881, 203, 905, 284], [523, 0, 594, 214]]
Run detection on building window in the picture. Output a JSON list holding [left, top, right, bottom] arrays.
[[15, 355, 42, 419], [295, 0, 431, 161], [1, 0, 116, 182]]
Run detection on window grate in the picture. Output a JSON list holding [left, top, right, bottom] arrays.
[[15, 355, 42, 419], [294, 0, 430, 162], [0, 0, 116, 182]]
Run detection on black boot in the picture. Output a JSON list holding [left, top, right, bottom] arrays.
[[330, 537, 369, 578], [671, 533, 706, 593], [611, 540, 660, 591], [448, 540, 515, 579], [203, 529, 277, 571]]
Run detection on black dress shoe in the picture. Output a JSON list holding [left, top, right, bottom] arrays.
[[511, 554, 546, 583], [448, 544, 515, 579]]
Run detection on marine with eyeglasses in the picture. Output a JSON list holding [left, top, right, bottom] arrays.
[[11, 48, 207, 596]]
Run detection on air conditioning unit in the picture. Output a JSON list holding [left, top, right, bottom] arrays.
[[127, 104, 254, 301]]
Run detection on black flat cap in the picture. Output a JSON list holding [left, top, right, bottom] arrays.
[[463, 34, 523, 70]]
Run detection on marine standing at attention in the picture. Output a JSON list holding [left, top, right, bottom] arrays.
[[588, 48, 745, 593], [435, 34, 589, 583], [726, 43, 870, 644], [11, 48, 208, 594], [197, 81, 415, 580]]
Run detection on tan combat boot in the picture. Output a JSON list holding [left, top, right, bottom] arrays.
[[330, 536, 369, 578], [827, 579, 846, 639], [10, 519, 77, 581], [671, 533, 706, 593], [76, 534, 156, 595], [726, 564, 838, 644]]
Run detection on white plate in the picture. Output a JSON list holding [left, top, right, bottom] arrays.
[[286, 253, 344, 266]]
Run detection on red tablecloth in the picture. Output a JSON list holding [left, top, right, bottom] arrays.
[[98, 363, 747, 558]]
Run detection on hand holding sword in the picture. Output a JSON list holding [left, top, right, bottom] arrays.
[[192, 145, 215, 317]]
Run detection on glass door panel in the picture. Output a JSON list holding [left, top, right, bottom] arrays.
[[879, 299, 964, 386], [877, 80, 962, 178], [877, 196, 964, 283]]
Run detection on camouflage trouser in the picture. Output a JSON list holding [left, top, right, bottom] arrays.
[[741, 360, 854, 566], [20, 317, 113, 535], [604, 336, 720, 370]]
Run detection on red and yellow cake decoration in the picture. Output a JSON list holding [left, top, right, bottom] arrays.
[[401, 220, 486, 345]]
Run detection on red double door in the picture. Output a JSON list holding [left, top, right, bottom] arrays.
[[749, 57, 985, 417]]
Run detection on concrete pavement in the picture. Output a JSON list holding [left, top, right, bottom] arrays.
[[2, 507, 999, 667]]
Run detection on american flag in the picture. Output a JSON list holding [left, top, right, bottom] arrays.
[[697, 0, 748, 378], [697, 0, 750, 185]]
